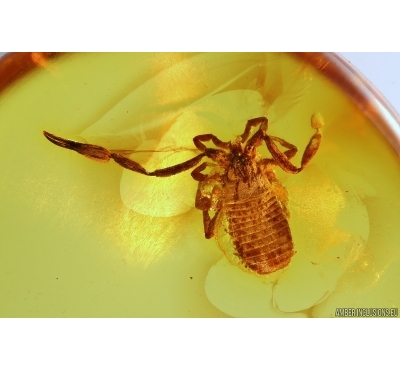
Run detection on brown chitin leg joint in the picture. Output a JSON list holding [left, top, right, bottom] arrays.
[[204, 210, 220, 239], [193, 134, 230, 151], [191, 162, 209, 181], [263, 113, 323, 174], [239, 117, 268, 142], [111, 153, 149, 175]]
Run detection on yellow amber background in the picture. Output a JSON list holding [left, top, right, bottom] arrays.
[[0, 53, 399, 317]]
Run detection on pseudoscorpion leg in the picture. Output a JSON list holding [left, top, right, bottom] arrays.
[[192, 162, 221, 239], [269, 136, 298, 160], [43, 131, 206, 177], [195, 185, 221, 239], [193, 134, 230, 151], [263, 114, 323, 174], [239, 116, 268, 142]]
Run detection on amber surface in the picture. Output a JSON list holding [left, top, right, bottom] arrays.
[[0, 53, 399, 317]]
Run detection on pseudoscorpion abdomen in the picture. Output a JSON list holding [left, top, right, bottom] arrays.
[[225, 189, 294, 274]]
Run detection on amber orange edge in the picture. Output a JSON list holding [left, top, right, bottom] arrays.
[[294, 52, 400, 155], [295, 52, 400, 120], [0, 52, 66, 96], [0, 52, 390, 115], [1, 52, 399, 153], [1, 51, 396, 122]]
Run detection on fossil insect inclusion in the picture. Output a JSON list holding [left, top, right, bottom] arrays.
[[43, 114, 323, 275]]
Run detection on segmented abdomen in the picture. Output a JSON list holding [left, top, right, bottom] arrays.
[[225, 188, 294, 275]]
